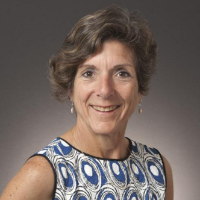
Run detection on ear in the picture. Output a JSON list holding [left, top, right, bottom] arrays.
[[68, 89, 74, 102]]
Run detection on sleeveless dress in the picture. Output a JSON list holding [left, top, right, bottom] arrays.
[[32, 137, 166, 200]]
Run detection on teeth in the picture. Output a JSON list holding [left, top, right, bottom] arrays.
[[92, 106, 118, 112]]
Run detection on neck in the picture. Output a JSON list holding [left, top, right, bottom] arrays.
[[71, 124, 130, 160]]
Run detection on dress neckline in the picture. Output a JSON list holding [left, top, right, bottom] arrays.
[[56, 136, 133, 161]]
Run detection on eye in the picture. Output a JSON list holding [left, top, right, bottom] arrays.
[[117, 71, 131, 77], [82, 70, 94, 77]]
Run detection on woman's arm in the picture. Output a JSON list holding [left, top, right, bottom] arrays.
[[0, 156, 55, 200], [162, 155, 174, 200]]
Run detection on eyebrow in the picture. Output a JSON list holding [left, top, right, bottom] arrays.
[[79, 63, 134, 69]]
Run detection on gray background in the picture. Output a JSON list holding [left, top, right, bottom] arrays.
[[0, 0, 199, 199]]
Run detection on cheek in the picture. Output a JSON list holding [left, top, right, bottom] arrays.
[[73, 82, 92, 105], [129, 94, 139, 110], [123, 88, 140, 111], [120, 83, 139, 101]]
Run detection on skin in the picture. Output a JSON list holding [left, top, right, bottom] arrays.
[[0, 156, 54, 200], [163, 155, 174, 199], [67, 40, 142, 159], [0, 40, 173, 199]]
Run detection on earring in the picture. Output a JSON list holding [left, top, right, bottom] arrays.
[[71, 102, 75, 114], [138, 99, 142, 114]]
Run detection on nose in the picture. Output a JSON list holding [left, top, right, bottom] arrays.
[[96, 75, 114, 99]]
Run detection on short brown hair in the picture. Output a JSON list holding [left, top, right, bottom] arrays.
[[49, 5, 157, 102]]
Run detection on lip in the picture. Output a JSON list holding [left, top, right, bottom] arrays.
[[90, 105, 120, 112]]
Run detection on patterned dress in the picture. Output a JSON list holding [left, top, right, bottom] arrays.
[[32, 137, 166, 200]]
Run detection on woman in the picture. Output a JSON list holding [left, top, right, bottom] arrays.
[[0, 5, 173, 200]]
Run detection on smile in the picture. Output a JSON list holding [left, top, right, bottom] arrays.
[[92, 105, 119, 112]]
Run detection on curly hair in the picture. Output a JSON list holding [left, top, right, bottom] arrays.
[[49, 5, 157, 102]]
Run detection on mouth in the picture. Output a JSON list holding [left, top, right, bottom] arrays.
[[91, 105, 120, 112]]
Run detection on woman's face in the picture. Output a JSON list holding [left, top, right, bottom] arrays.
[[70, 40, 142, 136]]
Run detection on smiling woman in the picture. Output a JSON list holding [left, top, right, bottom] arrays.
[[71, 41, 141, 140], [0, 5, 173, 200]]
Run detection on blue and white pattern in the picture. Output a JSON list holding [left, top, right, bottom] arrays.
[[34, 138, 166, 200]]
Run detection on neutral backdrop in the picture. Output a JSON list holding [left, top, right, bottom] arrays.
[[0, 0, 199, 199]]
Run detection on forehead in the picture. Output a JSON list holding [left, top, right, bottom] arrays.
[[81, 40, 136, 67]]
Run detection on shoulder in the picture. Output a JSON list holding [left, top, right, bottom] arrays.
[[161, 155, 174, 200], [130, 139, 162, 158], [0, 156, 55, 200], [130, 139, 173, 199]]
